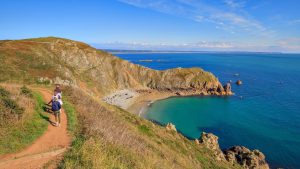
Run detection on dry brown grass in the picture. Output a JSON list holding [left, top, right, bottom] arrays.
[[0, 84, 34, 126], [63, 87, 148, 152]]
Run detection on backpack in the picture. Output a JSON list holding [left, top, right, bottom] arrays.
[[52, 101, 61, 111]]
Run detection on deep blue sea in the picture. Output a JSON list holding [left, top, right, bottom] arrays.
[[116, 52, 300, 169]]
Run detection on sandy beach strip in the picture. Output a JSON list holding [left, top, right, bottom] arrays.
[[102, 89, 139, 109], [103, 89, 175, 116]]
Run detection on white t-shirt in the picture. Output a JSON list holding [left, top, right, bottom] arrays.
[[53, 93, 63, 105]]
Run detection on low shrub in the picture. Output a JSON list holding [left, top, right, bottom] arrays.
[[0, 87, 24, 120], [2, 97, 24, 116], [20, 85, 33, 98], [0, 87, 10, 97]]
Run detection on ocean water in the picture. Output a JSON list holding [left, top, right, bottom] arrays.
[[116, 52, 300, 169]]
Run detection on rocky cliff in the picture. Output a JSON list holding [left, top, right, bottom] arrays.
[[198, 132, 269, 169], [0, 37, 231, 96]]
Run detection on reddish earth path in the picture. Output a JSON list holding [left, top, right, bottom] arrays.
[[0, 89, 71, 169]]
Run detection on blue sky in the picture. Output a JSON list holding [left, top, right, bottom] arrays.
[[0, 0, 299, 52]]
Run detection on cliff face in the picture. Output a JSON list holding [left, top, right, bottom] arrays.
[[198, 132, 269, 169], [0, 37, 230, 96]]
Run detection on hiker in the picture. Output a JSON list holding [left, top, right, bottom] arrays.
[[48, 90, 63, 107], [54, 84, 63, 106], [54, 84, 62, 95], [51, 96, 61, 127], [48, 86, 63, 126]]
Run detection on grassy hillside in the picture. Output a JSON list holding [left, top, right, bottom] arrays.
[[0, 85, 48, 154], [0, 37, 240, 168]]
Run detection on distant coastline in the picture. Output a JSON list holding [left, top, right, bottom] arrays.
[[102, 49, 285, 55]]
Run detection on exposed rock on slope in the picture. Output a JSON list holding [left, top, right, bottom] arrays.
[[224, 146, 269, 169], [166, 123, 177, 132], [199, 132, 269, 169], [0, 37, 231, 96], [199, 132, 226, 162]]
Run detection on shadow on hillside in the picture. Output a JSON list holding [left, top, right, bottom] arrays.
[[40, 103, 57, 126]]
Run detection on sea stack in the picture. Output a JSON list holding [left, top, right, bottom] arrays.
[[223, 83, 232, 94], [236, 80, 242, 85]]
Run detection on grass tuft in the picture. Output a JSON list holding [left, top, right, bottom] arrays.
[[0, 87, 10, 97], [138, 124, 153, 136], [20, 85, 33, 98]]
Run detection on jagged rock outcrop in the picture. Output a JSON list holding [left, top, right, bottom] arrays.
[[199, 132, 269, 169], [224, 146, 269, 169], [166, 123, 177, 132], [199, 132, 225, 161], [0, 37, 230, 96]]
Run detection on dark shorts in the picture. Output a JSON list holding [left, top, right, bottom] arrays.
[[53, 110, 60, 115]]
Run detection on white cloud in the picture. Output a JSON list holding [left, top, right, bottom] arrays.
[[224, 0, 246, 8], [115, 0, 300, 52], [119, 0, 269, 36], [276, 38, 300, 51], [92, 39, 300, 53], [290, 19, 300, 24], [93, 40, 234, 51]]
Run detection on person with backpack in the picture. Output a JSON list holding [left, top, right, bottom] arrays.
[[54, 84, 62, 95], [51, 96, 61, 127], [48, 85, 63, 126], [54, 84, 63, 105]]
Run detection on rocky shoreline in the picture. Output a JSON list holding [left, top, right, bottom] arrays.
[[197, 132, 269, 169], [169, 128, 270, 169]]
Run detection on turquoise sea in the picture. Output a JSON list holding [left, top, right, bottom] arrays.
[[117, 52, 300, 169]]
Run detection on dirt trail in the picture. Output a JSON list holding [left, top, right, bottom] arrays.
[[0, 89, 71, 169]]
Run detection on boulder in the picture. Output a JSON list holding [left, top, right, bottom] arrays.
[[223, 146, 269, 169], [236, 80, 242, 85], [223, 83, 232, 94], [166, 123, 177, 132], [216, 84, 224, 93], [199, 132, 225, 161]]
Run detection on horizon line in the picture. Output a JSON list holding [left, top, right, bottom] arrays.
[[102, 49, 300, 55]]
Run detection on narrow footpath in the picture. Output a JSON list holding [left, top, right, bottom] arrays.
[[0, 89, 71, 169]]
